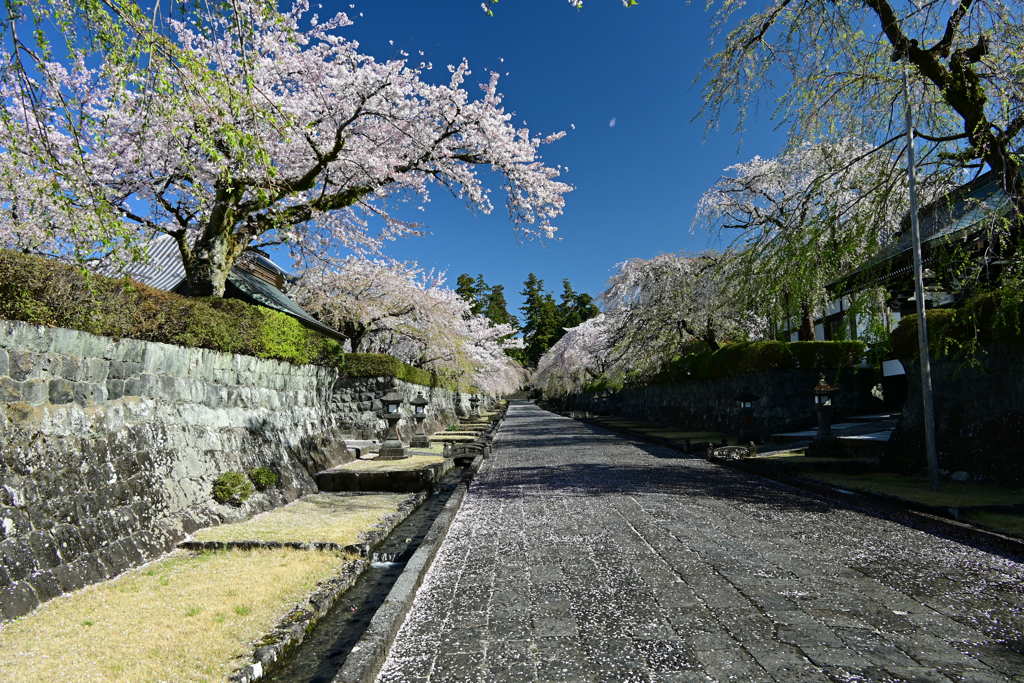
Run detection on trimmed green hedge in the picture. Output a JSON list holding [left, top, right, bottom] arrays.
[[0, 249, 471, 390], [342, 353, 478, 392], [892, 290, 1024, 359], [648, 340, 866, 385], [343, 353, 434, 386], [0, 249, 344, 366]]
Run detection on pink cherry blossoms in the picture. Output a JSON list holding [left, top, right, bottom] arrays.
[[0, 1, 571, 296], [294, 258, 525, 395]]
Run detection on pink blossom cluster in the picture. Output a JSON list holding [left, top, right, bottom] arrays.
[[0, 1, 571, 276], [294, 257, 525, 395]]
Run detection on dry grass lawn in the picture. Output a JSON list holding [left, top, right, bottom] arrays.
[[339, 454, 446, 473], [0, 548, 351, 683], [193, 492, 409, 545]]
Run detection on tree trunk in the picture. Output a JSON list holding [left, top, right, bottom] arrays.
[[799, 303, 815, 341], [343, 321, 367, 353], [184, 226, 238, 298]]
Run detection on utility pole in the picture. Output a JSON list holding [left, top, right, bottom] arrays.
[[902, 68, 941, 492]]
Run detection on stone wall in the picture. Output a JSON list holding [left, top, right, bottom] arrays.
[[0, 320, 472, 621], [886, 344, 1024, 487], [563, 367, 882, 437]]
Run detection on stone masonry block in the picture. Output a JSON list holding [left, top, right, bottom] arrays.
[[21, 379, 48, 406], [36, 353, 62, 379], [48, 378, 75, 405], [8, 350, 37, 381], [0, 377, 20, 403], [106, 379, 124, 400], [73, 382, 106, 407], [85, 358, 109, 383], [0, 580, 40, 621], [26, 570, 62, 603], [60, 355, 86, 381], [0, 538, 38, 582], [0, 348, 8, 378]]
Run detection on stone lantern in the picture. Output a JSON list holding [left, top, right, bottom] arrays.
[[736, 391, 760, 444], [807, 374, 840, 455], [469, 394, 481, 418], [409, 391, 431, 449], [379, 390, 409, 460]]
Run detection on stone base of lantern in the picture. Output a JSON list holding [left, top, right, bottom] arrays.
[[410, 434, 431, 449], [378, 439, 409, 460], [805, 435, 841, 458]]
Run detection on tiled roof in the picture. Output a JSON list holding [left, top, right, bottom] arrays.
[[97, 233, 186, 291], [96, 234, 345, 342]]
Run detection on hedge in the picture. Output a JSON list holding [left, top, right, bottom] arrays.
[[0, 249, 344, 366], [0, 249, 471, 390], [891, 290, 1024, 359], [647, 340, 866, 385], [343, 353, 434, 386], [341, 353, 479, 392]]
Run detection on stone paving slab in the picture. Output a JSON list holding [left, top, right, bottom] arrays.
[[376, 402, 1024, 683]]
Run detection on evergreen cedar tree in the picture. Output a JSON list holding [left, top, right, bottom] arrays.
[[0, 1, 571, 297], [518, 273, 600, 366]]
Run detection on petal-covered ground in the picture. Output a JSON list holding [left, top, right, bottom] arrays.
[[378, 400, 1024, 683]]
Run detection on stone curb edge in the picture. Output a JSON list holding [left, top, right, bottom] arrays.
[[225, 490, 429, 683], [332, 452, 486, 683]]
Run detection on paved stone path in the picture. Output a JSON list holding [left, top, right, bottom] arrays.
[[377, 402, 1024, 682]]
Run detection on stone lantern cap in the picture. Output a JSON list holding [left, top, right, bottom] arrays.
[[410, 391, 429, 408], [807, 373, 840, 396], [382, 390, 405, 407], [736, 391, 759, 403]]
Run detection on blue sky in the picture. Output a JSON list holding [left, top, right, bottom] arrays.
[[321, 0, 789, 316]]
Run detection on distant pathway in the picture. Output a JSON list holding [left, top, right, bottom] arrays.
[[376, 401, 1024, 682]]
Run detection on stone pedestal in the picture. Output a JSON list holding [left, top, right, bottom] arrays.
[[379, 412, 409, 460], [410, 414, 431, 449]]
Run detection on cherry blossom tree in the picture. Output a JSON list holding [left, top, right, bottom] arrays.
[[293, 257, 525, 394], [1, 1, 570, 296], [692, 139, 946, 332], [533, 314, 612, 395], [598, 251, 763, 381], [698, 0, 1024, 222]]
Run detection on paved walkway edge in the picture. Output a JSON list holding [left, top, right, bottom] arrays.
[[332, 453, 486, 683], [717, 457, 1024, 561], [564, 411, 1024, 561]]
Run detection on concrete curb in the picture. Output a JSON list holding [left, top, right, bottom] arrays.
[[331, 453, 484, 683]]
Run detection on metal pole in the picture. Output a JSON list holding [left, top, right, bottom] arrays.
[[903, 69, 941, 492]]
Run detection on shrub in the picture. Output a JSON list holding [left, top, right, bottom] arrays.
[[0, 249, 343, 366], [891, 289, 1024, 359], [342, 353, 474, 391], [212, 471, 254, 505], [248, 467, 278, 491], [788, 341, 866, 369], [644, 340, 866, 385]]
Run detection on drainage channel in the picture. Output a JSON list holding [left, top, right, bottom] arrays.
[[263, 465, 466, 683]]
